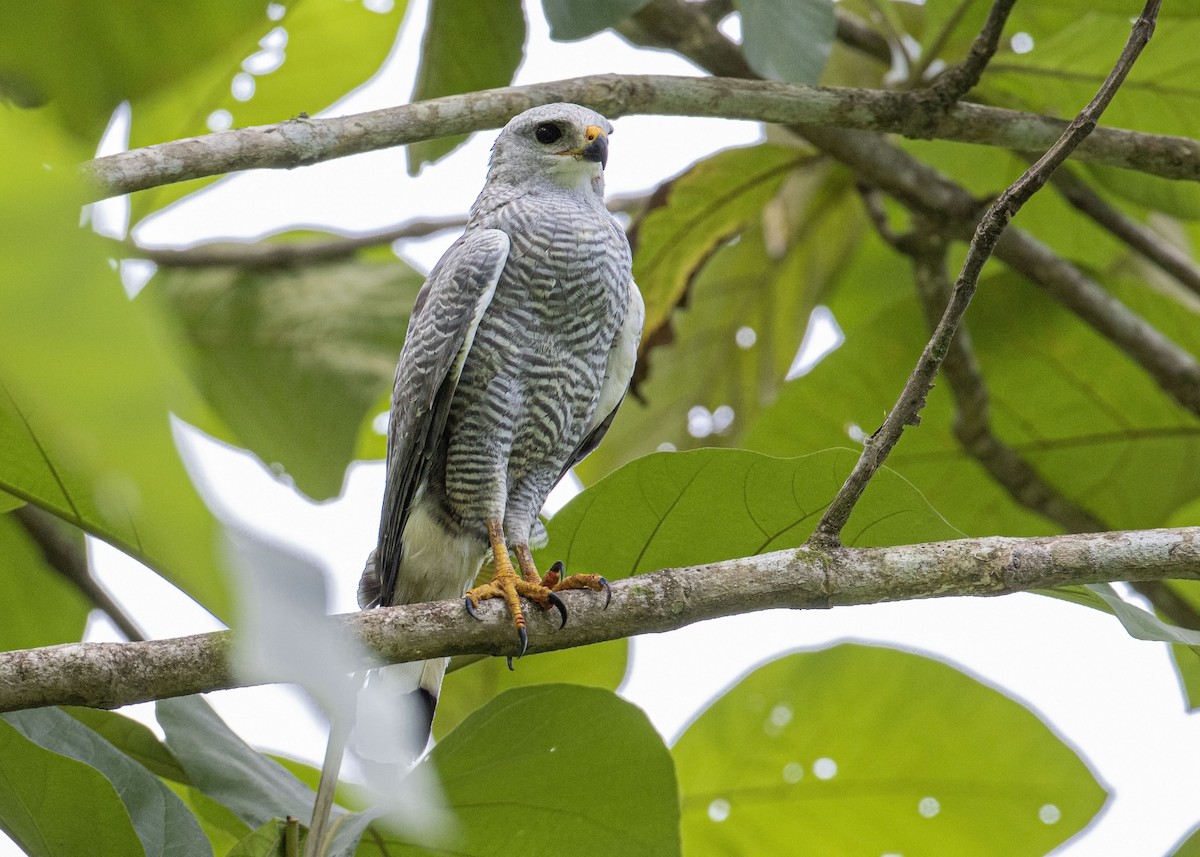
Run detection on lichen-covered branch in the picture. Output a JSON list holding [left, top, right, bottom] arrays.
[[1, 527, 1198, 714], [81, 74, 1200, 202]]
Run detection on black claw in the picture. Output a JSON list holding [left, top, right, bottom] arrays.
[[547, 591, 568, 629], [518, 625, 528, 658], [549, 560, 565, 576], [464, 597, 480, 620], [506, 656, 515, 671], [599, 577, 612, 609]]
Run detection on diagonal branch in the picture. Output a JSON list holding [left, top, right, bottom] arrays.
[[13, 505, 146, 643], [81, 75, 1200, 202], [924, 0, 1017, 103], [1, 527, 1197, 714], [856, 192, 1109, 534], [811, 0, 1162, 545], [1047, 166, 1200, 299]]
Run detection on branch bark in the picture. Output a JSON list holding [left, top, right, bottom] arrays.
[[2, 527, 1198, 714], [81, 74, 1200, 202]]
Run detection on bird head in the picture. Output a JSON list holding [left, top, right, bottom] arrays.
[[487, 103, 614, 197]]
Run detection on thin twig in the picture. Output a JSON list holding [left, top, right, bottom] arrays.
[[80, 75, 1200, 202], [1048, 166, 1200, 299], [1, 527, 1197, 713], [140, 217, 467, 269], [13, 505, 146, 642], [924, 0, 1017, 100], [812, 0, 1162, 545], [135, 194, 647, 270], [856, 191, 1110, 534]]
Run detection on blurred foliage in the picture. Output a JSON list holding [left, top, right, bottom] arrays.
[[2, 0, 1199, 854]]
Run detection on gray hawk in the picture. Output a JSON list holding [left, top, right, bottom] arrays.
[[358, 103, 644, 744]]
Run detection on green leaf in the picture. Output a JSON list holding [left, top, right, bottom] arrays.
[[1082, 583, 1200, 647], [3, 708, 212, 857], [745, 270, 1200, 536], [0, 0, 284, 135], [0, 106, 231, 619], [165, 783, 252, 855], [1169, 642, 1200, 713], [672, 644, 1106, 855], [153, 255, 422, 499], [156, 696, 317, 828], [407, 0, 525, 172], [0, 716, 144, 857], [435, 638, 628, 739], [981, 10, 1200, 217], [62, 707, 192, 785], [1173, 823, 1200, 857], [540, 448, 960, 580], [0, 513, 90, 650], [129, 0, 407, 221], [376, 685, 680, 855], [541, 0, 649, 40], [632, 144, 808, 342], [225, 818, 293, 857], [736, 0, 836, 85]]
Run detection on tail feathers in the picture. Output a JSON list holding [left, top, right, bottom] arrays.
[[354, 659, 447, 765]]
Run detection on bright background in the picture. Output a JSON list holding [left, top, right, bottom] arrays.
[[5, 2, 1196, 854]]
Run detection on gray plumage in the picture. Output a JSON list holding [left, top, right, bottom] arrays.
[[356, 103, 643, 750]]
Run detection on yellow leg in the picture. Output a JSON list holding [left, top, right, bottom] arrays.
[[463, 523, 610, 667]]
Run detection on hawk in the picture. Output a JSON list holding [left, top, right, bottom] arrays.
[[358, 102, 644, 743]]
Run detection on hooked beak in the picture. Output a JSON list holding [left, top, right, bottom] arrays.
[[560, 124, 608, 169]]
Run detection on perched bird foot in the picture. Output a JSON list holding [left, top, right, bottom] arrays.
[[464, 568, 569, 666]]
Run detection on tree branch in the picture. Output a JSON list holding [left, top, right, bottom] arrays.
[[81, 75, 1200, 202], [135, 194, 648, 269], [1048, 166, 1200, 300], [923, 0, 1016, 103], [2, 527, 1198, 713], [812, 0, 1161, 544], [13, 505, 146, 643]]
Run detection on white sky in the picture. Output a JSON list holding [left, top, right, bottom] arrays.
[[7, 2, 1197, 855]]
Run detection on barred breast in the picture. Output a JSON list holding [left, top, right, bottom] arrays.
[[428, 187, 631, 541]]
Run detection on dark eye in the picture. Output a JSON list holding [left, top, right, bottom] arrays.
[[534, 123, 562, 145]]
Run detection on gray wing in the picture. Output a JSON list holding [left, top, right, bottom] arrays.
[[559, 278, 645, 479], [369, 228, 509, 608]]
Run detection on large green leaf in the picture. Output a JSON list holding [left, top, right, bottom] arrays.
[[153, 254, 422, 499], [632, 144, 808, 341], [435, 638, 628, 739], [737, 0, 836, 85], [0, 513, 90, 651], [129, 0, 407, 221], [1174, 823, 1200, 857], [370, 685, 680, 856], [0, 716, 144, 857], [0, 0, 286, 135], [407, 0, 525, 172], [673, 644, 1106, 855], [539, 448, 961, 581], [541, 0, 649, 40], [3, 708, 212, 857], [63, 707, 192, 785], [156, 696, 318, 828], [0, 107, 230, 618]]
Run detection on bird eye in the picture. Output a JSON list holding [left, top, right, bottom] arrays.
[[534, 123, 562, 145]]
